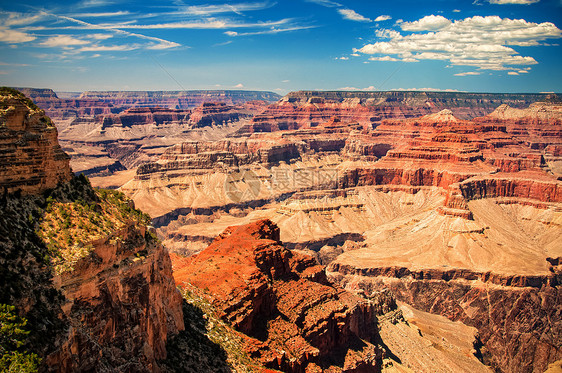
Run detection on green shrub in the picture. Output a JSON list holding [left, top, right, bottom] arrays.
[[0, 304, 41, 373]]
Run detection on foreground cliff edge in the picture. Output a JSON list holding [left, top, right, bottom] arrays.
[[0, 87, 185, 372]]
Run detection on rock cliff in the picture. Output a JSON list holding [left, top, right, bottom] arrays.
[[0, 88, 186, 372], [0, 87, 72, 194], [172, 219, 384, 372]]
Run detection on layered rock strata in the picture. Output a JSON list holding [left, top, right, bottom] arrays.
[[172, 219, 384, 372], [0, 87, 72, 194], [120, 97, 562, 372], [235, 90, 551, 135]]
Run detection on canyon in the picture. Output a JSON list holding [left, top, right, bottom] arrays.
[[119, 90, 561, 372], [1, 87, 560, 372]]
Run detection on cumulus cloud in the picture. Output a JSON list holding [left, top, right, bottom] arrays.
[[488, 0, 540, 4], [508, 71, 519, 75], [355, 15, 562, 71], [401, 15, 451, 31], [234, 83, 244, 88], [338, 9, 371, 22]]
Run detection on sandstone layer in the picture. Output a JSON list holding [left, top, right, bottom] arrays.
[[0, 87, 72, 194]]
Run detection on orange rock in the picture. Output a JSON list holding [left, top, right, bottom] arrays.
[[172, 219, 383, 372]]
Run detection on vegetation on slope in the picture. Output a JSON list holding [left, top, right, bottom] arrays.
[[0, 304, 41, 372], [0, 174, 154, 368], [36, 180, 151, 274]]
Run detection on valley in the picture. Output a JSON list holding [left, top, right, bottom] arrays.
[[1, 86, 560, 372]]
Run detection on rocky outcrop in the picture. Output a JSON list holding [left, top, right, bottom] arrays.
[[0, 87, 72, 194], [172, 219, 384, 372], [46, 223, 184, 372], [0, 89, 186, 372]]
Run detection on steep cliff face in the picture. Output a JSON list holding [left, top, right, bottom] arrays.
[[0, 89, 185, 372], [46, 222, 184, 372], [0, 87, 72, 194], [172, 219, 384, 372]]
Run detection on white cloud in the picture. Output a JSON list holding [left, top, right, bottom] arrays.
[[454, 71, 482, 76], [338, 9, 371, 22], [369, 56, 399, 61], [40, 35, 90, 47], [305, 0, 342, 7], [0, 28, 35, 43], [224, 25, 315, 36], [374, 15, 391, 22], [180, 2, 275, 16], [356, 15, 562, 72], [69, 11, 130, 17], [508, 71, 519, 75], [78, 44, 139, 51], [401, 15, 451, 31], [392, 87, 463, 92], [338, 86, 376, 91], [336, 56, 349, 60], [234, 83, 244, 88], [488, 0, 540, 4], [0, 12, 45, 27], [86, 33, 112, 40], [453, 9, 461, 12]]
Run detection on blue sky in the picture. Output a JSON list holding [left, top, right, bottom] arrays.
[[0, 0, 561, 93]]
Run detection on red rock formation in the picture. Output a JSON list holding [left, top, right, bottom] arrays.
[[47, 223, 184, 372], [234, 91, 550, 135], [172, 220, 383, 372], [0, 87, 72, 194]]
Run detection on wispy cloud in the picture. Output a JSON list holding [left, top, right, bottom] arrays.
[[304, 0, 342, 7], [488, 0, 540, 4], [176, 2, 276, 16], [356, 15, 562, 72], [69, 11, 131, 18], [40, 35, 90, 47], [454, 71, 482, 76], [338, 9, 371, 22], [0, 2, 310, 60], [0, 28, 35, 43], [225, 25, 316, 36]]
